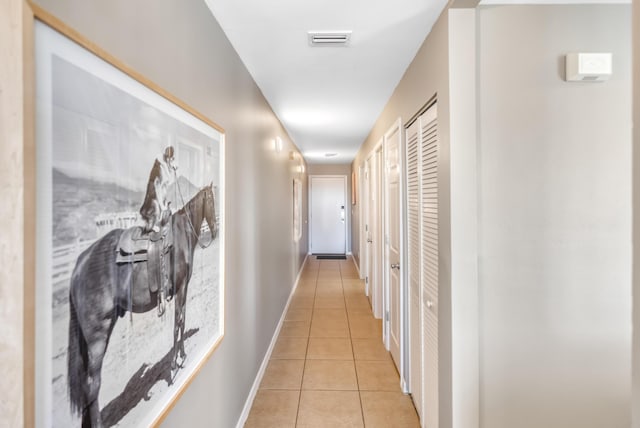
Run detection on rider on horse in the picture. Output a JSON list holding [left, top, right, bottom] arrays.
[[140, 146, 177, 234], [139, 146, 177, 315]]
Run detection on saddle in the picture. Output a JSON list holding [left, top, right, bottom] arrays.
[[116, 225, 174, 314]]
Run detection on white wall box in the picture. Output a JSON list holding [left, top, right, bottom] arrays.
[[565, 52, 612, 81]]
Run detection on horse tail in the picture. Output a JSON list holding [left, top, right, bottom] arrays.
[[67, 291, 87, 416]]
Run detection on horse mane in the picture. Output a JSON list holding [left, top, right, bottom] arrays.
[[176, 186, 210, 215]]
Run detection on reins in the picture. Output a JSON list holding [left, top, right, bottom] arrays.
[[175, 178, 215, 249]]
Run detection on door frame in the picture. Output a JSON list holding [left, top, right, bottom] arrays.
[[308, 175, 347, 255], [370, 140, 384, 319], [404, 115, 423, 415], [383, 117, 409, 392], [374, 144, 384, 319], [357, 164, 369, 290]]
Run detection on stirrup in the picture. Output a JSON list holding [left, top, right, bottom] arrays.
[[158, 290, 166, 316]]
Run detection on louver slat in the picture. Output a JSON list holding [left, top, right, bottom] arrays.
[[420, 108, 439, 428]]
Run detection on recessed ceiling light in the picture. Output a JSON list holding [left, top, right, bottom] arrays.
[[308, 31, 352, 47], [325, 153, 338, 157]]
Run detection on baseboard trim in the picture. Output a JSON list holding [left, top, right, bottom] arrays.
[[351, 255, 361, 278], [235, 254, 308, 428]]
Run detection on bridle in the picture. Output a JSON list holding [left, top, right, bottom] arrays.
[[176, 179, 216, 249]]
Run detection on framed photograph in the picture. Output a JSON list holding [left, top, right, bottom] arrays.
[[33, 13, 225, 428]]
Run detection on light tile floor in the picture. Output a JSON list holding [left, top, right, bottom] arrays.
[[245, 257, 420, 428]]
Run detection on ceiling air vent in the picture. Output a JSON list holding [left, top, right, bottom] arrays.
[[308, 31, 352, 47]]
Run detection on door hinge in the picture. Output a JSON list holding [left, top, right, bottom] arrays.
[[385, 311, 390, 322], [365, 276, 369, 284]]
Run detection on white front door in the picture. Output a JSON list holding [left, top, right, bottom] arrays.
[[310, 176, 346, 254], [385, 120, 403, 371]]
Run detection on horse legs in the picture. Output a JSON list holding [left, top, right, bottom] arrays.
[[81, 318, 115, 428], [174, 308, 186, 363], [172, 304, 185, 370], [172, 284, 188, 371], [178, 308, 186, 360]]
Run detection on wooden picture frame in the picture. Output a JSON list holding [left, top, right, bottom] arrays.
[[30, 7, 225, 427], [293, 178, 302, 242], [351, 171, 357, 205]]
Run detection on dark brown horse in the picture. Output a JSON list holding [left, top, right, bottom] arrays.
[[67, 184, 217, 428]]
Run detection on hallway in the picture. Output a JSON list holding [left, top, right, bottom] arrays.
[[244, 257, 420, 427]]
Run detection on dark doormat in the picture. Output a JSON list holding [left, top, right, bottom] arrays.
[[315, 254, 347, 260]]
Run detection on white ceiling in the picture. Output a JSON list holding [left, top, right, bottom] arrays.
[[205, 0, 449, 164]]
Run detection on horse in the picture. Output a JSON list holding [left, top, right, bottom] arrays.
[[66, 183, 218, 428]]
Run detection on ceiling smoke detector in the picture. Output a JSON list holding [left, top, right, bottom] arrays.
[[325, 152, 338, 158], [308, 31, 352, 46]]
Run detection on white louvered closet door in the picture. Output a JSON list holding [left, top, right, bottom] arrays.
[[420, 104, 439, 428], [406, 120, 422, 418]]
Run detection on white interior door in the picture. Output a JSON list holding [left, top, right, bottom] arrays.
[[310, 176, 346, 254], [385, 120, 402, 371], [420, 105, 439, 428], [372, 144, 384, 320], [364, 158, 372, 298], [358, 165, 367, 284]]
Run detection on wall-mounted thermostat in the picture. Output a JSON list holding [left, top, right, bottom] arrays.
[[565, 53, 612, 82]]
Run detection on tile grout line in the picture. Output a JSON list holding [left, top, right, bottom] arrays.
[[341, 258, 367, 428], [294, 263, 318, 428], [294, 259, 368, 427], [247, 259, 419, 427]]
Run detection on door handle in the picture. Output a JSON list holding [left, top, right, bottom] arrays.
[[340, 205, 345, 223], [390, 263, 400, 270], [367, 238, 373, 243], [426, 300, 434, 309]]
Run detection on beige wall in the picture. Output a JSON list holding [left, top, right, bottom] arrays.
[[448, 9, 479, 428], [351, 7, 455, 426], [353, 4, 631, 428], [478, 5, 631, 428], [350, 9, 481, 426], [307, 163, 352, 176], [633, 0, 640, 426], [2, 0, 308, 426]]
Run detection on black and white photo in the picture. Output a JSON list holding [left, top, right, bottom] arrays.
[[35, 21, 225, 427]]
